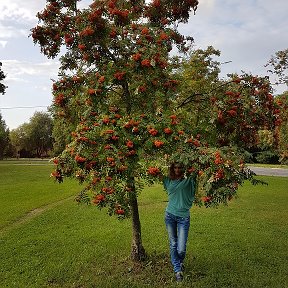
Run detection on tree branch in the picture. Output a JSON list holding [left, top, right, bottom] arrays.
[[177, 79, 246, 108]]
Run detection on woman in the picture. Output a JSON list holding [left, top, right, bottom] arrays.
[[162, 162, 196, 282]]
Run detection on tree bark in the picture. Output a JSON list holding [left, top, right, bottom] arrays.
[[129, 180, 146, 261]]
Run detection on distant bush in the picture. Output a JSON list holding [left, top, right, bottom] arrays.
[[255, 150, 279, 164]]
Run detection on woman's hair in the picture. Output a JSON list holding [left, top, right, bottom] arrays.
[[169, 162, 184, 180]]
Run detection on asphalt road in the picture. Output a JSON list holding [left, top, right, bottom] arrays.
[[248, 166, 288, 177]]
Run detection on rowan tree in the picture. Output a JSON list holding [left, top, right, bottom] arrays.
[[31, 0, 280, 261], [32, 0, 201, 261]]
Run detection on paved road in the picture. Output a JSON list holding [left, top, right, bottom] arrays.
[[248, 166, 288, 177]]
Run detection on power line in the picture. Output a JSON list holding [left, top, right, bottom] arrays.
[[0, 105, 49, 110]]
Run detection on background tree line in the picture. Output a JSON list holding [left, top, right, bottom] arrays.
[[9, 111, 53, 158], [0, 111, 53, 159]]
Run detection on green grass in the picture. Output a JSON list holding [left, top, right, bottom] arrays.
[[0, 161, 81, 230], [0, 162, 288, 287]]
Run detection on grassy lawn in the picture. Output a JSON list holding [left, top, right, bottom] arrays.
[[0, 160, 81, 231], [0, 161, 287, 287]]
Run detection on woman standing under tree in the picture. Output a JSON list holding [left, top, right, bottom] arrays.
[[161, 162, 196, 282]]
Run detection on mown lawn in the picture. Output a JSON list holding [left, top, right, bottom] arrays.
[[0, 160, 80, 230], [0, 161, 287, 287]]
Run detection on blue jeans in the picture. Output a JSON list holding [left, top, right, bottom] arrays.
[[165, 211, 190, 273]]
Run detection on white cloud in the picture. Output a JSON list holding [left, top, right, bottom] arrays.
[[0, 0, 46, 22], [0, 0, 92, 41], [1, 60, 59, 82], [34, 85, 50, 92], [0, 3, 33, 22], [0, 1, 46, 43], [0, 0, 92, 22], [0, 23, 17, 38], [197, 0, 215, 13], [0, 26, 28, 40], [0, 40, 8, 48], [182, 0, 288, 76]]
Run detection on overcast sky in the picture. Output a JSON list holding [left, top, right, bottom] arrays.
[[0, 0, 287, 130]]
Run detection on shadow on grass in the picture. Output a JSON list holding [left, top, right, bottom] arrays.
[[109, 252, 173, 285], [92, 252, 207, 287]]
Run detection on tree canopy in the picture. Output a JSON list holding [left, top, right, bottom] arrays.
[[266, 48, 288, 86], [265, 49, 288, 164]]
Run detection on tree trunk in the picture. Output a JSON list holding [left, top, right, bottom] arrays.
[[129, 180, 146, 261]]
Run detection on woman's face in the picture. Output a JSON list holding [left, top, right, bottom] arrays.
[[174, 164, 184, 177]]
